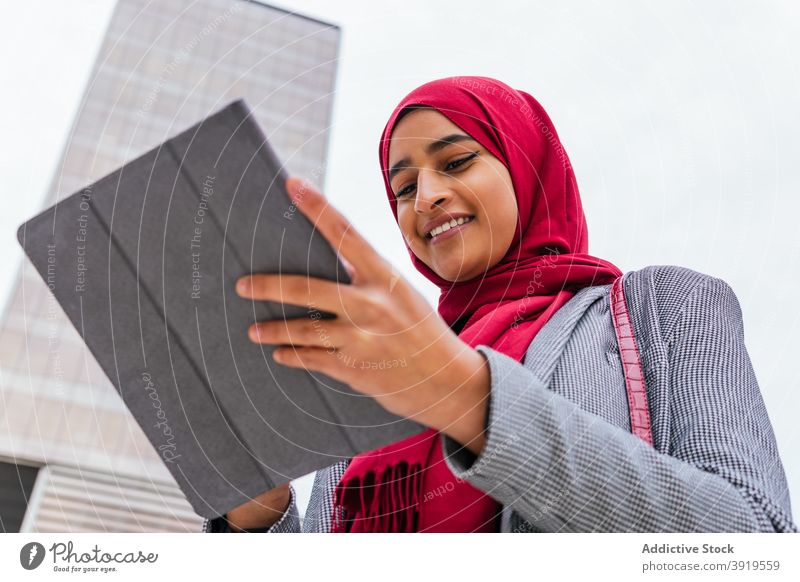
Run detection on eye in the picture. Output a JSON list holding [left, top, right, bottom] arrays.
[[395, 182, 415, 199], [444, 151, 478, 171], [394, 152, 479, 200]]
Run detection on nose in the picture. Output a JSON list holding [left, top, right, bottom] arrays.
[[414, 168, 451, 213]]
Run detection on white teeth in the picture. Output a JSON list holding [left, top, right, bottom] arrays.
[[427, 216, 473, 239]]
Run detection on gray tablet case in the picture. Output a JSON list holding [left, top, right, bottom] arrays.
[[17, 99, 425, 519]]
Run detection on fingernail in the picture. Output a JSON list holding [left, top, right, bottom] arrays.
[[237, 277, 250, 294]]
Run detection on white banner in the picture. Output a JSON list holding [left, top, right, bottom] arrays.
[[0, 533, 798, 581]]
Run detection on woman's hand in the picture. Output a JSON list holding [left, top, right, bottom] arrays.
[[236, 177, 490, 454]]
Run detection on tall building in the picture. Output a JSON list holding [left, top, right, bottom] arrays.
[[0, 0, 339, 532]]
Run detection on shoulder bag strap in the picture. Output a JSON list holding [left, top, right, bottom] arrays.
[[610, 276, 654, 446]]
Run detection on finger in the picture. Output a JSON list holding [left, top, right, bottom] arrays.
[[249, 317, 346, 349], [237, 273, 355, 316], [273, 346, 354, 385], [285, 176, 387, 282], [339, 255, 356, 281]]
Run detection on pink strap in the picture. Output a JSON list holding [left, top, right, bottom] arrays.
[[610, 277, 654, 446]]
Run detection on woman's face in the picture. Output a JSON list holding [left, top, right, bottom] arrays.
[[388, 108, 518, 283]]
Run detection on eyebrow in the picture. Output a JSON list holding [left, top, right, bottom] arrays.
[[388, 133, 475, 182]]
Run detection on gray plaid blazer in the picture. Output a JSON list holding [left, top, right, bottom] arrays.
[[204, 265, 796, 533]]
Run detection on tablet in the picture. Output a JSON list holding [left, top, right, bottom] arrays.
[[17, 100, 425, 519]]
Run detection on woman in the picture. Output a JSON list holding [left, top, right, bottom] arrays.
[[204, 76, 795, 533]]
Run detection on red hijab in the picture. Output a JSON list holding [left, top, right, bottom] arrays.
[[331, 76, 622, 533]]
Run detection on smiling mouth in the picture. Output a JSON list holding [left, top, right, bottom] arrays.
[[425, 215, 475, 240], [426, 217, 475, 246]]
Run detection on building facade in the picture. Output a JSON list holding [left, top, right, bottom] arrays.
[[0, 0, 339, 532]]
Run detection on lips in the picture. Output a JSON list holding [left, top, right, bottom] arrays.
[[428, 216, 474, 245], [424, 215, 475, 239], [422, 213, 475, 239]]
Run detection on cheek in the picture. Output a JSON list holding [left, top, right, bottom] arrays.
[[396, 208, 419, 245], [474, 172, 517, 248]]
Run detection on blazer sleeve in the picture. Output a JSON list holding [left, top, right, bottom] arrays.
[[440, 277, 797, 532], [201, 484, 301, 533], [301, 461, 350, 532]]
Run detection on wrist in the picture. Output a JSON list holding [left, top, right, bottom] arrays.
[[226, 486, 292, 532], [439, 348, 490, 456]]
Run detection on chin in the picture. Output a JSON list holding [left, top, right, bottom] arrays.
[[432, 262, 481, 283], [420, 248, 487, 282]]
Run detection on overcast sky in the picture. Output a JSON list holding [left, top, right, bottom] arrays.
[[2, 0, 799, 510]]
